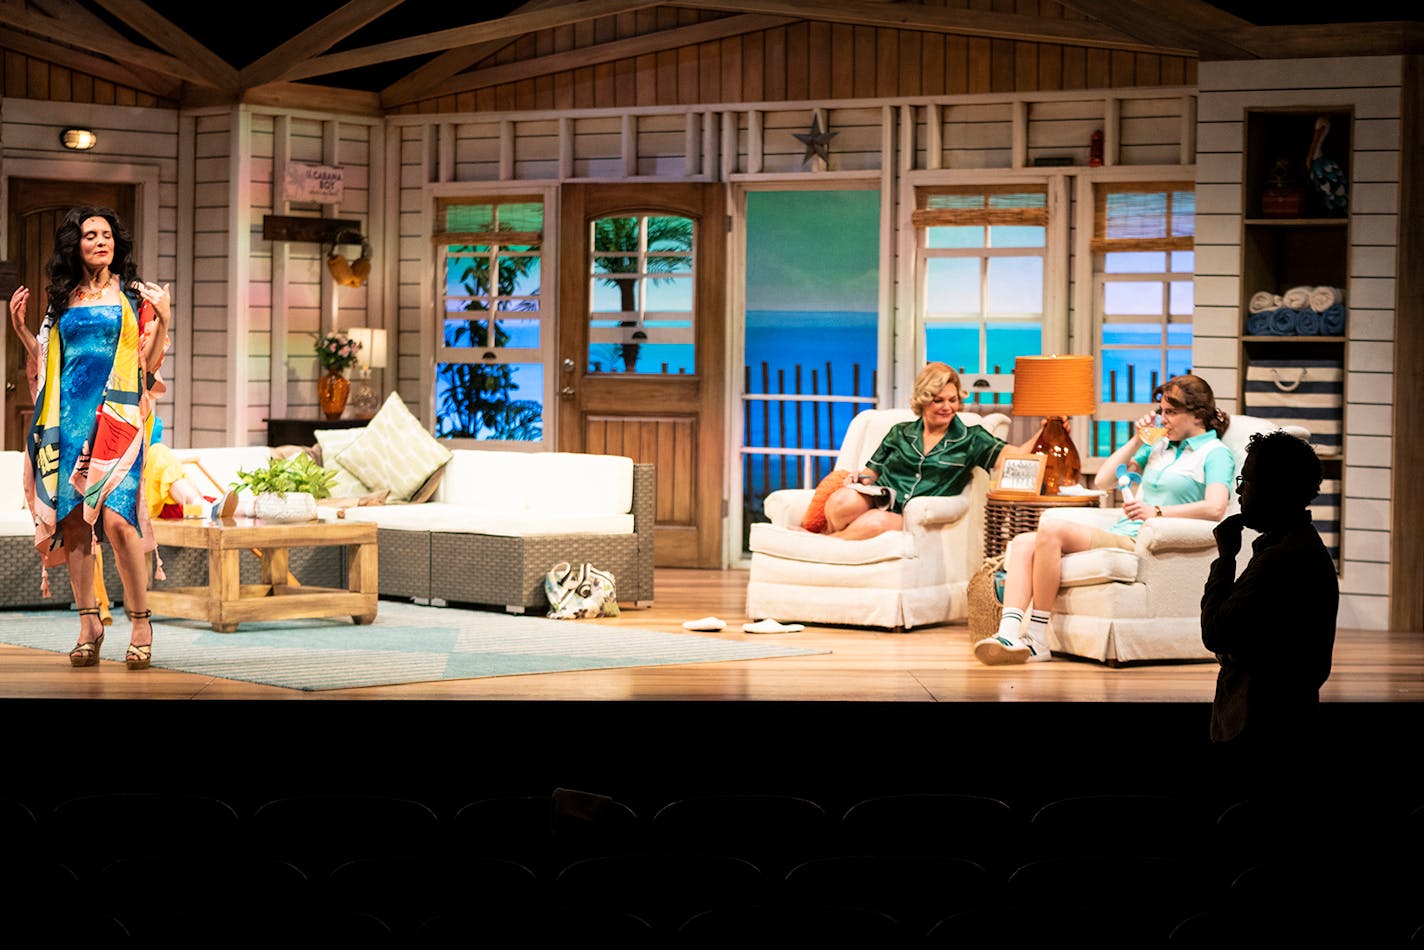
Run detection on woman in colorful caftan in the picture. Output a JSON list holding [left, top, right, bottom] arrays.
[[9, 207, 171, 670]]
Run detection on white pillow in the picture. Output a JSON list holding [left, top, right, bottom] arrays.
[[334, 393, 452, 502]]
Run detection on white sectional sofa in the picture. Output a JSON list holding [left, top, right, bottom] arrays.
[[0, 445, 654, 614]]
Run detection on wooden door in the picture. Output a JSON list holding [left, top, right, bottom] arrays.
[[4, 180, 136, 450], [558, 183, 725, 568]]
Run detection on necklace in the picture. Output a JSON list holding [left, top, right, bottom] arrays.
[[76, 276, 110, 302]]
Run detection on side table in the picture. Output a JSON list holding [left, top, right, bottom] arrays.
[[265, 416, 366, 448], [983, 491, 1104, 559]]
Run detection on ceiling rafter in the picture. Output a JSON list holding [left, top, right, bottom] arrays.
[[275, 0, 663, 84], [674, 0, 1196, 55], [238, 0, 407, 89], [90, 0, 239, 87], [1053, 0, 1257, 60], [379, 0, 573, 106], [0, 3, 218, 86], [384, 12, 796, 106]]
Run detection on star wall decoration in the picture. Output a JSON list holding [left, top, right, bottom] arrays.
[[794, 114, 837, 169]]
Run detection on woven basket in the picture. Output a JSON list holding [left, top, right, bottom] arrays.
[[966, 554, 1006, 643]]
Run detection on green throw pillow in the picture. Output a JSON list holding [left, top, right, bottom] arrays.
[[334, 392, 452, 501]]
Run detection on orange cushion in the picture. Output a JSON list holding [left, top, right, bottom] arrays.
[[801, 469, 852, 533]]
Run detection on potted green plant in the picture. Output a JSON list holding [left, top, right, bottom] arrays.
[[231, 454, 336, 523]]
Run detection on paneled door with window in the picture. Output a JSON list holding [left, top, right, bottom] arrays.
[[557, 183, 725, 568]]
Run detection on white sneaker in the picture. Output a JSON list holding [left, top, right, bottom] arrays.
[[974, 634, 1030, 665], [1021, 633, 1054, 662]]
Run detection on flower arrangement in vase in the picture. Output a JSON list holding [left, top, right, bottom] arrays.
[[313, 332, 362, 419]]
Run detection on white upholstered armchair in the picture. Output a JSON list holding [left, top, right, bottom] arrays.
[[746, 408, 1012, 631], [1035, 413, 1281, 665]]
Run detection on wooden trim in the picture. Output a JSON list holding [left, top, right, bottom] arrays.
[[1088, 236, 1193, 253], [677, 0, 1194, 55], [279, 0, 663, 84], [1232, 22, 1424, 60], [919, 183, 1051, 197], [433, 230, 544, 245], [0, 26, 182, 99], [911, 207, 1048, 228], [238, 0, 404, 88], [386, 14, 797, 106], [1392, 54, 1424, 631]]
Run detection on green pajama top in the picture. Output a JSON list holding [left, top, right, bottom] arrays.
[[865, 417, 1007, 514]]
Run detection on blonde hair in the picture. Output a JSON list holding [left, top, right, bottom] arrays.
[[910, 362, 966, 417]]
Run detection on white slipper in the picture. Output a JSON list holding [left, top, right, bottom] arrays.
[[742, 619, 805, 634], [682, 617, 727, 632]]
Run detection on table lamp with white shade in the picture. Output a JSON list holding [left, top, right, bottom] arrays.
[[1011, 354, 1096, 495], [345, 326, 387, 419]]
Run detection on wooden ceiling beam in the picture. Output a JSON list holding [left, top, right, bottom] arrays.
[[380, 0, 572, 106], [238, 0, 407, 89], [278, 0, 663, 83], [0, 24, 184, 98], [384, 12, 795, 106], [90, 0, 239, 88], [674, 0, 1196, 54], [1232, 21, 1424, 59], [0, 4, 217, 86], [1053, 0, 1256, 60]]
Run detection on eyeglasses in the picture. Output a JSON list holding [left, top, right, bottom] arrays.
[[1234, 474, 1249, 488]]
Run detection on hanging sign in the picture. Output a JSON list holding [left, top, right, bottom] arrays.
[[285, 163, 345, 203]]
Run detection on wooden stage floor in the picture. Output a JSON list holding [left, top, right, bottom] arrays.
[[3, 568, 1420, 814], [0, 568, 1419, 704]]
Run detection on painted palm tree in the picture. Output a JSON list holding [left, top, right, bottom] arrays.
[[436, 248, 542, 439], [592, 214, 693, 373]]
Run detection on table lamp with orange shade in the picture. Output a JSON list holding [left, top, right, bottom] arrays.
[[1010, 354, 1097, 495]]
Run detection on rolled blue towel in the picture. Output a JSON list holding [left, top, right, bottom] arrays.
[[1321, 303, 1346, 335], [1269, 307, 1299, 335], [1246, 309, 1273, 336], [1294, 308, 1322, 336]]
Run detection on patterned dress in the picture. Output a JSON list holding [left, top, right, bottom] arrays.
[[54, 303, 141, 530]]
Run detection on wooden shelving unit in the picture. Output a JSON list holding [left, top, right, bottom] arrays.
[[1239, 107, 1351, 572]]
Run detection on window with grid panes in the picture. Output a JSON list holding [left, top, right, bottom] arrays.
[[1091, 183, 1195, 456], [915, 186, 1046, 410], [433, 197, 547, 442]]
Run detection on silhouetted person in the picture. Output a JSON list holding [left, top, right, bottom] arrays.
[[1201, 430, 1338, 796]]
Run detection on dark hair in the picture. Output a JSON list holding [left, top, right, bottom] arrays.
[[1154, 373, 1228, 439], [44, 207, 139, 317], [1245, 430, 1323, 507]]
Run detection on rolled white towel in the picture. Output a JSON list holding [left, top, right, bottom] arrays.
[[1248, 291, 1281, 314], [1309, 285, 1345, 312], [1280, 285, 1312, 310]]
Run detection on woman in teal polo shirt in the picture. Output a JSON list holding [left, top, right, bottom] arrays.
[[975, 374, 1235, 665], [823, 362, 1038, 540]]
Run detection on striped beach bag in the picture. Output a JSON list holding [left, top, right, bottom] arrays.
[[1243, 359, 1343, 457], [1311, 477, 1341, 570]]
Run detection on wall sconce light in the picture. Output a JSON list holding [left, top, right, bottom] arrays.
[[60, 128, 98, 151]]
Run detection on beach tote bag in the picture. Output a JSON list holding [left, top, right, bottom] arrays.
[[965, 555, 1006, 643], [545, 561, 620, 620], [1243, 358, 1343, 457]]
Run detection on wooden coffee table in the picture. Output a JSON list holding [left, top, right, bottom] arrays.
[[148, 518, 378, 632]]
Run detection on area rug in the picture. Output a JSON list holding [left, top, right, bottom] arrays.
[[0, 601, 827, 691]]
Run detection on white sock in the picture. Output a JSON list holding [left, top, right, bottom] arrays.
[[996, 608, 1025, 640], [1024, 609, 1051, 642]]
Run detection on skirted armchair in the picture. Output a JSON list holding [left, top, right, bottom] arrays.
[[1035, 413, 1282, 665], [746, 408, 1012, 631]]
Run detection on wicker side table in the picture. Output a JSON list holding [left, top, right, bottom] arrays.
[[983, 492, 1104, 559]]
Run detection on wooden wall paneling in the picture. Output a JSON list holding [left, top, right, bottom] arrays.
[[1120, 96, 1186, 166], [899, 30, 922, 97], [1027, 97, 1096, 165], [654, 48, 677, 106], [829, 23, 855, 99], [594, 61, 616, 108], [764, 25, 787, 102], [698, 41, 720, 106], [922, 31, 946, 97], [1016, 41, 1039, 91], [720, 35, 742, 104], [679, 42, 700, 104], [852, 25, 875, 99], [1390, 53, 1422, 631], [945, 34, 969, 95], [1061, 44, 1086, 90], [742, 29, 764, 102], [1110, 50, 1135, 87], [991, 39, 1015, 92], [875, 28, 897, 98], [1039, 42, 1064, 89], [656, 418, 676, 520], [1161, 56, 1186, 87], [1085, 48, 1109, 88], [807, 19, 831, 100], [672, 416, 694, 523], [968, 37, 992, 94], [1135, 52, 1160, 87], [634, 51, 656, 106], [614, 55, 637, 107], [785, 20, 809, 102]]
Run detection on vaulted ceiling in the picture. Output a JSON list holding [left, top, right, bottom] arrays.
[[2, 0, 1419, 112]]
